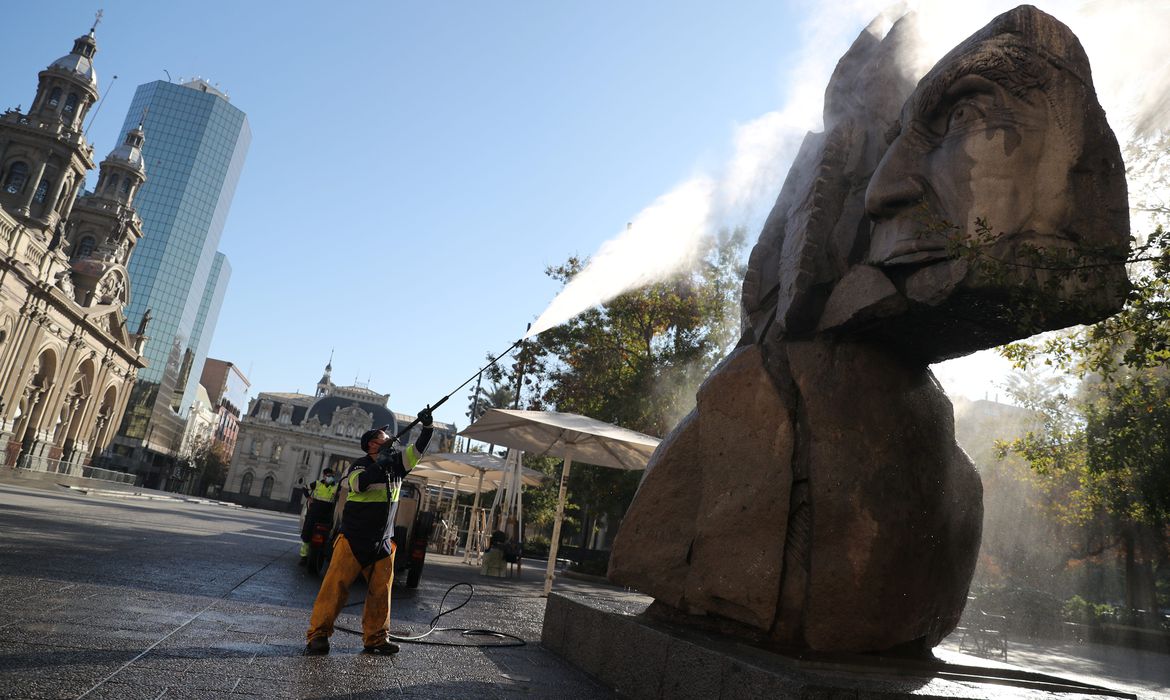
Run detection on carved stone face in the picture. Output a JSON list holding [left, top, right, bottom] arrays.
[[866, 72, 1062, 265], [863, 6, 1125, 276]]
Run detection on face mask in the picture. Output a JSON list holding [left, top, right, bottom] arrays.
[[324, 476, 335, 484]]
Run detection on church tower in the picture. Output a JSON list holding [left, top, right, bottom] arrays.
[[0, 24, 100, 228], [0, 18, 148, 473], [69, 121, 147, 306], [316, 355, 335, 397]]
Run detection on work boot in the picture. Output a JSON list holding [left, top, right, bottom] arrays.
[[362, 641, 400, 655], [304, 636, 330, 655]]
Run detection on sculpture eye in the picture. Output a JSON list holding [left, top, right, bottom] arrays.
[[947, 99, 985, 131]]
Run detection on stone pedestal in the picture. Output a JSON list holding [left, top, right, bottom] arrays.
[[541, 592, 1134, 700]]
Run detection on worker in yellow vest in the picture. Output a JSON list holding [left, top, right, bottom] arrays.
[[299, 467, 339, 564], [305, 409, 432, 655]]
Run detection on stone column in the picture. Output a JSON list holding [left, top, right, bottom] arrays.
[[40, 172, 69, 229], [17, 158, 48, 215], [0, 303, 46, 413]]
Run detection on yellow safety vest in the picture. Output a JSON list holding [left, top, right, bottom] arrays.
[[311, 480, 338, 503], [347, 444, 421, 504]]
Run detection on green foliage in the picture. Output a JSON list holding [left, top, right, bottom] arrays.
[[522, 534, 550, 557], [189, 439, 230, 496], [991, 223, 1170, 613], [494, 228, 747, 541], [521, 454, 571, 530], [1002, 226, 1170, 379], [1063, 595, 1118, 625]]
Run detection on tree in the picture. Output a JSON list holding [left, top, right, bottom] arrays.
[[990, 216, 1170, 612], [188, 439, 230, 497], [497, 227, 746, 546], [996, 368, 1169, 612]]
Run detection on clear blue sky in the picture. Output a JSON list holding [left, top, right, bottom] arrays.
[[3, 1, 1158, 428]]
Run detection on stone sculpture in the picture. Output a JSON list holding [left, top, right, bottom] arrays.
[[608, 5, 1130, 654]]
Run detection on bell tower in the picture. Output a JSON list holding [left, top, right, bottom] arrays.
[[0, 19, 100, 227], [68, 121, 147, 307], [316, 354, 335, 397]]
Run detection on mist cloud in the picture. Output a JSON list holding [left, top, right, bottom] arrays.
[[527, 0, 1170, 341]]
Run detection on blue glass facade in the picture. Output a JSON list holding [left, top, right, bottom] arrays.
[[114, 80, 249, 457], [185, 252, 231, 411]]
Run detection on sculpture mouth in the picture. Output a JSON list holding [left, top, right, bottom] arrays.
[[868, 221, 952, 266]]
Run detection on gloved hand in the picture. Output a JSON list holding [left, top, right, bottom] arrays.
[[418, 407, 433, 427], [375, 439, 397, 466]]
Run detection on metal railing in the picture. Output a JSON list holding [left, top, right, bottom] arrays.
[[14, 453, 138, 485]]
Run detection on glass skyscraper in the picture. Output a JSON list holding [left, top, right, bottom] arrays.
[[109, 79, 250, 484]]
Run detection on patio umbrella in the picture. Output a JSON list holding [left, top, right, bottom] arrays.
[[460, 409, 661, 595], [418, 451, 545, 563]]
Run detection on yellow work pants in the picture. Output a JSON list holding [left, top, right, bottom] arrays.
[[306, 534, 395, 648]]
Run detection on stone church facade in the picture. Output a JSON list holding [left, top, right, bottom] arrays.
[[222, 361, 455, 511], [0, 26, 149, 474]]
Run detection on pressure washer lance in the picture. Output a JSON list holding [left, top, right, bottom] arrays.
[[384, 333, 526, 447]]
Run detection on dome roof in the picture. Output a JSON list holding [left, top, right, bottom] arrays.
[[105, 125, 146, 174], [48, 31, 98, 89], [305, 395, 397, 433]]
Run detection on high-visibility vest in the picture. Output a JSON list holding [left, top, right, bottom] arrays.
[[346, 444, 422, 504], [311, 480, 338, 503]]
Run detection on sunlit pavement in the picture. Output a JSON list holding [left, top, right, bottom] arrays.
[[0, 475, 621, 699], [938, 634, 1170, 700]]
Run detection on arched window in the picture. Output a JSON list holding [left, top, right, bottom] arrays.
[[120, 177, 132, 195], [73, 235, 96, 260], [34, 178, 50, 203], [63, 93, 78, 115], [4, 162, 28, 194], [240, 472, 254, 494], [48, 87, 61, 108], [106, 174, 119, 194], [260, 476, 274, 499]]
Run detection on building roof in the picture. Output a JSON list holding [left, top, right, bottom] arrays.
[[305, 395, 397, 431], [48, 31, 98, 89], [105, 125, 146, 174]]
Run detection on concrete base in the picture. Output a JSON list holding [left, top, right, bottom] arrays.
[[541, 591, 1135, 700]]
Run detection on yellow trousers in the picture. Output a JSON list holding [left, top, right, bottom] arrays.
[[306, 534, 395, 648]]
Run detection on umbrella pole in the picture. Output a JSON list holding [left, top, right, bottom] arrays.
[[543, 456, 572, 597], [462, 470, 486, 564]]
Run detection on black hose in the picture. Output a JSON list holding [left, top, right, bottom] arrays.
[[335, 581, 526, 647]]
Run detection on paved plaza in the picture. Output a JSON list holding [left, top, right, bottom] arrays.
[[0, 472, 630, 699], [1, 471, 1167, 699]]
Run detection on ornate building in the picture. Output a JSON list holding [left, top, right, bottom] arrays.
[[222, 361, 455, 511], [0, 26, 149, 473]]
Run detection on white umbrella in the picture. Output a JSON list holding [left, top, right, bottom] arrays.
[[418, 451, 545, 562], [460, 409, 661, 595]]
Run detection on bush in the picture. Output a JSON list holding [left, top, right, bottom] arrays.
[[1063, 595, 1117, 625], [977, 587, 1064, 638], [570, 557, 609, 577], [522, 535, 550, 557]]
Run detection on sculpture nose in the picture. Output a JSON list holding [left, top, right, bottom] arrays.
[[865, 138, 926, 220]]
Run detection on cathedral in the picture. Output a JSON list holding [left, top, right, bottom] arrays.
[[0, 25, 149, 473]]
